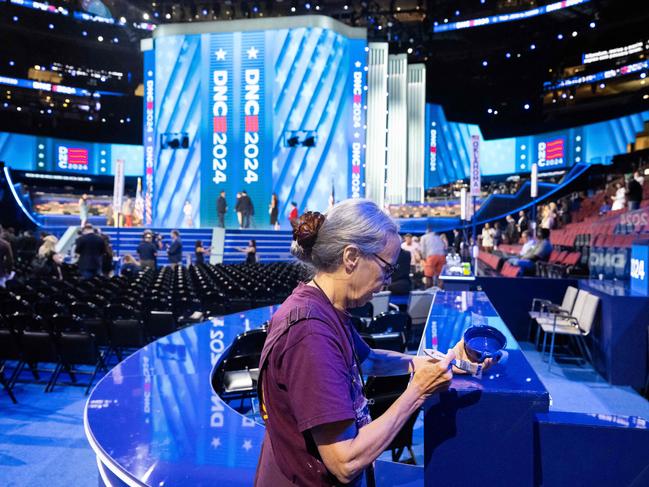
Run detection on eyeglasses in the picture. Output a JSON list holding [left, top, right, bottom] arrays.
[[371, 253, 398, 280]]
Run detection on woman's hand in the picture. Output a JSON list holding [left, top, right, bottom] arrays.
[[408, 350, 454, 399], [450, 339, 495, 375]]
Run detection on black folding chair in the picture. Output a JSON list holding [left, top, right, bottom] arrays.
[[53, 332, 107, 394], [145, 311, 177, 341]]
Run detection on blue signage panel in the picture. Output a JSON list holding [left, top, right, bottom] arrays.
[[630, 240, 649, 296]]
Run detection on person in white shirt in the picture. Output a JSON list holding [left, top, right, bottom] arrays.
[[400, 234, 421, 271], [481, 222, 494, 252], [611, 182, 626, 211]]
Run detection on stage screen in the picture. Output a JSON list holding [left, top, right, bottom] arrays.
[[425, 104, 649, 188], [0, 131, 143, 176], [148, 18, 367, 228]]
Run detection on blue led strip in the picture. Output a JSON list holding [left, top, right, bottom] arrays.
[[0, 75, 123, 97], [433, 0, 591, 33], [543, 60, 649, 91]]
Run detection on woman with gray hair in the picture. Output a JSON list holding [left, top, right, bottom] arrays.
[[255, 199, 480, 486]]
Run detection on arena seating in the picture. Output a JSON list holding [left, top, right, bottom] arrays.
[[0, 261, 310, 398]]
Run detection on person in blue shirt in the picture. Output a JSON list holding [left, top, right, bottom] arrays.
[[167, 230, 183, 267]]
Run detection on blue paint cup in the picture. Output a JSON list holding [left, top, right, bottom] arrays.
[[463, 325, 507, 363]]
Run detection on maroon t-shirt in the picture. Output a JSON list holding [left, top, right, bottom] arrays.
[[255, 283, 371, 486]]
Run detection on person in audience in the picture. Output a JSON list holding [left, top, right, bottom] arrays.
[[506, 230, 535, 266], [504, 215, 519, 244], [16, 230, 39, 263], [540, 205, 555, 230], [626, 174, 642, 211], [256, 199, 492, 486], [237, 239, 257, 264], [195, 240, 209, 264], [516, 227, 552, 273], [240, 190, 254, 228], [492, 222, 502, 250], [183, 200, 193, 228], [481, 222, 494, 253], [599, 200, 611, 216], [75, 223, 106, 279], [79, 194, 89, 227], [269, 193, 280, 230], [120, 254, 140, 278], [32, 235, 64, 280], [420, 226, 446, 287], [1, 227, 17, 256], [137, 232, 158, 269], [611, 182, 626, 211], [167, 230, 183, 267], [0, 233, 14, 287], [99, 232, 114, 277], [401, 233, 421, 272], [387, 247, 412, 295], [517, 210, 529, 234], [634, 169, 645, 187], [217, 190, 227, 228]]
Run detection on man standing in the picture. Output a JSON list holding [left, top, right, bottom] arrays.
[[137, 232, 158, 269], [240, 190, 254, 228], [627, 174, 642, 211], [517, 210, 529, 234], [420, 226, 446, 288], [167, 230, 183, 267], [235, 192, 243, 228], [217, 190, 227, 228], [505, 214, 519, 244], [75, 224, 106, 279]]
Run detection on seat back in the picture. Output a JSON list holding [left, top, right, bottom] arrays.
[[145, 311, 176, 339], [20, 331, 58, 364], [570, 290, 589, 321], [370, 291, 391, 317], [229, 328, 267, 357], [576, 293, 599, 335], [110, 320, 145, 348], [560, 286, 578, 313], [407, 290, 435, 325], [58, 332, 100, 366]]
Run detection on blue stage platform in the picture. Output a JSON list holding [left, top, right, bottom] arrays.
[[84, 291, 649, 487]]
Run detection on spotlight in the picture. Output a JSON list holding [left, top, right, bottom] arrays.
[[557, 34, 563, 40], [305, 2, 311, 9], [343, 5, 348, 10], [166, 13, 171, 19], [98, 36, 104, 41], [482, 60, 488, 67], [143, 12, 150, 20], [572, 31, 578, 37], [505, 52, 511, 59], [487, 108, 493, 114], [291, 6, 296, 12], [13, 16, 18, 22], [589, 21, 596, 28], [530, 44, 536, 50], [524, 103, 530, 110], [407, 47, 413, 54], [599, 83, 605, 89]]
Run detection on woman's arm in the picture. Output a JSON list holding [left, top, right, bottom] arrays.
[[312, 352, 454, 484]]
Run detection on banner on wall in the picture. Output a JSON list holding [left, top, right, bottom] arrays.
[[470, 135, 481, 196], [112, 159, 125, 222], [143, 47, 155, 226]]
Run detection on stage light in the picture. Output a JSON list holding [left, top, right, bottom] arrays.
[[494, 110, 498, 114], [98, 36, 104, 42], [120, 16, 126, 24], [487, 108, 493, 114], [455, 10, 460, 16], [9, 61, 14, 66], [16, 107, 21, 112], [482, 60, 488, 66], [505, 52, 511, 58], [113, 38, 119, 43], [315, 5, 320, 10], [641, 73, 647, 79], [599, 83, 605, 89], [305, 3, 311, 9], [530, 44, 536, 50], [557, 34, 563, 40], [82, 31, 87, 36], [165, 13, 171, 19], [143, 12, 150, 20], [12, 16, 18, 22], [344, 5, 348, 10], [444, 18, 448, 23], [377, 25, 382, 30], [48, 24, 54, 30], [291, 7, 296, 12], [524, 103, 530, 110], [572, 31, 578, 37], [407, 48, 413, 54], [644, 94, 649, 100], [590, 21, 596, 28]]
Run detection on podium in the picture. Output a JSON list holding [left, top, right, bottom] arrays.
[[418, 291, 549, 487]]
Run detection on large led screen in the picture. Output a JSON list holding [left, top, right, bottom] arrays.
[[0, 131, 143, 176], [148, 20, 367, 228], [425, 104, 649, 188]]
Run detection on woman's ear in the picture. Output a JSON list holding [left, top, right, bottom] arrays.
[[342, 245, 361, 274]]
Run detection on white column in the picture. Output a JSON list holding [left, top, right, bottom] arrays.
[[407, 63, 426, 203], [386, 54, 408, 205]]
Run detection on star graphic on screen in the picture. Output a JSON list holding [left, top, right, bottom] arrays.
[[354, 61, 362, 68], [211, 437, 221, 449], [242, 439, 252, 451], [215, 48, 226, 61], [354, 132, 360, 138], [247, 46, 259, 59]]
